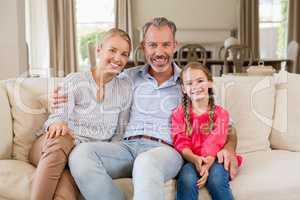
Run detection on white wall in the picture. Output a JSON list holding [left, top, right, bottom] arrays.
[[0, 0, 239, 79], [131, 0, 239, 48], [0, 0, 27, 80]]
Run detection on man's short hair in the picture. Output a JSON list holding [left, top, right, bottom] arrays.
[[142, 17, 177, 40]]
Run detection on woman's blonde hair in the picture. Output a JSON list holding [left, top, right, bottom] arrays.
[[101, 28, 132, 53], [180, 62, 215, 136]]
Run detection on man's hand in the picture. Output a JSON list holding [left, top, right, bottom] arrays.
[[217, 148, 238, 180], [50, 87, 68, 113], [46, 122, 73, 139]]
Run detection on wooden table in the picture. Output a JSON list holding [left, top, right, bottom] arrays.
[[205, 58, 291, 71], [125, 58, 291, 72]]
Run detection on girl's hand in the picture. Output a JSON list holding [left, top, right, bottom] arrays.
[[204, 156, 216, 168], [196, 156, 215, 188], [200, 156, 216, 176], [46, 122, 73, 139], [197, 169, 209, 188], [193, 155, 205, 175]]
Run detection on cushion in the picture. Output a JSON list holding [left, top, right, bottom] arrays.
[[110, 178, 212, 200], [5, 78, 61, 162], [0, 160, 35, 200], [2, 151, 300, 200], [270, 71, 300, 151], [0, 163, 191, 200], [231, 150, 300, 200], [214, 75, 275, 153], [0, 81, 13, 159]]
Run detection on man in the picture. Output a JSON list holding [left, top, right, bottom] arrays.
[[57, 17, 238, 200]]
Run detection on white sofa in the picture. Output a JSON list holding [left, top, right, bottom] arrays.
[[1, 70, 300, 200]]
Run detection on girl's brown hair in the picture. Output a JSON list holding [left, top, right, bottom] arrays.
[[180, 62, 215, 136]]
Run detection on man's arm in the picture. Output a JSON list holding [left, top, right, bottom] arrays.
[[224, 125, 237, 152], [50, 87, 68, 113], [216, 125, 238, 180]]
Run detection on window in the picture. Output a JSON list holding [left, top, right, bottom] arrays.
[[259, 0, 288, 59], [76, 0, 115, 71]]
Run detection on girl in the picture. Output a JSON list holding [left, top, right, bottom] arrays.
[[172, 62, 241, 200], [29, 28, 132, 200]]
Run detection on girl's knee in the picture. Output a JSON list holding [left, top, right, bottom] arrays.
[[207, 162, 230, 188], [177, 163, 198, 186]]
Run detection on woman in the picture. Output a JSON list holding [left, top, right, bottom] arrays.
[[29, 28, 133, 200]]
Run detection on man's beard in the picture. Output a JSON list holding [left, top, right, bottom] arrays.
[[149, 54, 172, 72]]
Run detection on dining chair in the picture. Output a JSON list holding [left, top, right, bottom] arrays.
[[286, 40, 299, 73], [218, 46, 225, 60], [176, 43, 207, 68], [223, 44, 254, 74], [133, 45, 146, 66]]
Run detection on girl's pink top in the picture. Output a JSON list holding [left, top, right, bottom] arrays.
[[171, 104, 242, 166]]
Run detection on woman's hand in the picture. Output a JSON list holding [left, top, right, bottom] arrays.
[[46, 122, 73, 139]]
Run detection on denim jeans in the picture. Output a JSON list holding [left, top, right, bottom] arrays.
[[68, 139, 183, 200], [176, 162, 234, 200]]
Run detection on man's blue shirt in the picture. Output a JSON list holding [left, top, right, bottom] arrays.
[[122, 63, 182, 144]]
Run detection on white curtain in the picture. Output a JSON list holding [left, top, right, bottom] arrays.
[[25, 0, 50, 76]]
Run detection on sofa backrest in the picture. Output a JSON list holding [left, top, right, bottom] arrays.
[[213, 75, 275, 154], [1, 71, 299, 163], [270, 70, 300, 151], [4, 78, 62, 162], [0, 81, 13, 159]]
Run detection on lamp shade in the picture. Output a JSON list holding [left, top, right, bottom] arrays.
[[224, 37, 240, 48]]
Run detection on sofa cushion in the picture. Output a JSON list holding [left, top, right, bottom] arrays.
[[231, 150, 300, 200], [270, 71, 300, 151], [106, 178, 211, 200], [0, 81, 13, 159], [5, 78, 61, 162], [214, 76, 275, 153], [3, 151, 299, 200], [112, 178, 178, 200], [0, 160, 35, 200], [0, 162, 183, 200]]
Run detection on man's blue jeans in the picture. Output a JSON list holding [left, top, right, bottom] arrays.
[[176, 162, 234, 200], [69, 139, 183, 200]]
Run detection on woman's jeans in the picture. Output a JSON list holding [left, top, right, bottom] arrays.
[[176, 162, 234, 200]]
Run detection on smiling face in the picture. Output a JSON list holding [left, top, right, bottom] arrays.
[[142, 25, 177, 72], [181, 67, 212, 102], [98, 34, 130, 74]]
